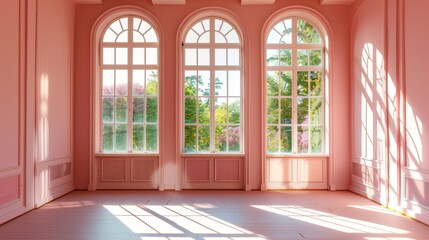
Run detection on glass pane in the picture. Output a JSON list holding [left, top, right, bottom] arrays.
[[297, 97, 309, 124], [202, 19, 210, 31], [297, 71, 308, 96], [228, 71, 241, 97], [198, 48, 210, 66], [185, 48, 197, 66], [144, 28, 158, 42], [146, 97, 158, 122], [186, 30, 199, 43], [132, 97, 144, 123], [267, 98, 279, 124], [116, 70, 128, 95], [266, 49, 278, 66], [280, 126, 292, 153], [133, 18, 141, 30], [310, 50, 322, 66], [198, 71, 210, 96], [185, 71, 197, 96], [266, 71, 279, 96], [103, 28, 116, 42], [115, 124, 127, 152], [109, 20, 122, 35], [220, 21, 232, 35], [297, 49, 308, 66], [199, 32, 210, 43], [215, 48, 227, 66], [215, 98, 227, 124], [280, 32, 292, 44], [273, 21, 285, 35], [228, 48, 240, 66], [133, 48, 145, 65], [120, 18, 128, 30], [267, 126, 279, 153], [184, 126, 197, 152], [146, 125, 158, 152], [116, 48, 128, 65], [132, 125, 144, 151], [280, 98, 292, 124], [102, 125, 114, 152], [215, 125, 227, 152], [267, 30, 281, 44], [146, 70, 158, 95], [117, 31, 128, 42], [228, 98, 240, 124], [310, 126, 322, 153], [133, 31, 144, 43], [228, 126, 240, 152], [102, 70, 114, 95], [116, 97, 128, 123], [280, 71, 292, 96], [103, 48, 114, 65], [185, 98, 196, 123], [198, 126, 210, 152], [215, 31, 227, 43], [192, 21, 204, 35], [226, 30, 239, 43], [310, 71, 322, 96], [138, 20, 151, 36], [297, 20, 321, 44], [215, 19, 222, 31], [132, 70, 145, 96], [102, 97, 114, 122], [297, 126, 309, 153], [279, 49, 291, 66], [310, 97, 322, 124], [198, 98, 210, 124], [146, 48, 158, 65], [215, 71, 227, 96]]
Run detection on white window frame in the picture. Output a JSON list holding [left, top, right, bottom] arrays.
[[263, 12, 330, 156], [93, 11, 161, 155], [179, 14, 244, 154]]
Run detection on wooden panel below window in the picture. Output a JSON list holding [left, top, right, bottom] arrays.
[[267, 157, 327, 189], [101, 158, 127, 181], [269, 158, 293, 182], [184, 158, 210, 182], [131, 158, 157, 181], [0, 175, 20, 206], [215, 158, 241, 182], [181, 157, 244, 189]]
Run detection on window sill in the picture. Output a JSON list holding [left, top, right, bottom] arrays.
[[180, 153, 246, 158], [266, 153, 329, 158], [94, 153, 159, 158]]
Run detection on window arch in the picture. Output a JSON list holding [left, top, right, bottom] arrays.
[[264, 13, 328, 155], [97, 14, 160, 153], [180, 14, 243, 153]]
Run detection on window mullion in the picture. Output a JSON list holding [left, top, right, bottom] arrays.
[[292, 18, 298, 154], [209, 18, 216, 153], [127, 16, 133, 152]]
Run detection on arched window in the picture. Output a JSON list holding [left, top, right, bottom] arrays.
[[181, 16, 243, 153], [265, 16, 326, 154], [98, 15, 159, 153]]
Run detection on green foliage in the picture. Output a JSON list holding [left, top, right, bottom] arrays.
[[184, 73, 241, 153]]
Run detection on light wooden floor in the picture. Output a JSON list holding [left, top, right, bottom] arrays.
[[0, 190, 428, 240]]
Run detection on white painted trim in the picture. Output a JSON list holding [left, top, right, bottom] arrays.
[[261, 6, 334, 190], [90, 6, 164, 190]]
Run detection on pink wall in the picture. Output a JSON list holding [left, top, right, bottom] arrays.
[[350, 0, 429, 225], [0, 0, 28, 224], [35, 0, 75, 205], [350, 0, 386, 201], [74, 0, 350, 190]]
